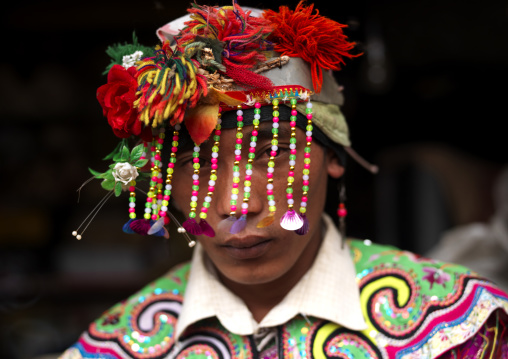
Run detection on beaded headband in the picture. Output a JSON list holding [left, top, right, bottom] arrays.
[[74, 1, 366, 244]]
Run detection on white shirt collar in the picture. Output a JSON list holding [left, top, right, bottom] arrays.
[[176, 214, 367, 339]]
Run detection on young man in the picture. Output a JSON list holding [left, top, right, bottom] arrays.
[[63, 2, 508, 358]]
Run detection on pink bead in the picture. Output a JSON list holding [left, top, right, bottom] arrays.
[[173, 136, 179, 141], [302, 196, 308, 202], [241, 208, 248, 214], [290, 149, 297, 154], [193, 180, 199, 185], [147, 197, 153, 202], [291, 110, 298, 116], [129, 208, 135, 213], [160, 211, 166, 217], [235, 155, 242, 161], [163, 195, 170, 200], [307, 114, 313, 120], [290, 121, 296, 127], [208, 186, 215, 192], [201, 208, 208, 213], [304, 164, 310, 169], [232, 183, 239, 188], [151, 214, 158, 220], [249, 147, 255, 153], [267, 173, 273, 178], [211, 158, 218, 163], [303, 180, 309, 186], [273, 117, 279, 122], [158, 138, 164, 144], [152, 176, 158, 181], [211, 164, 218, 170], [338, 208, 347, 217], [215, 130, 221, 135], [236, 139, 242, 144], [192, 191, 199, 196], [288, 171, 294, 177], [306, 136, 312, 142], [157, 194, 163, 199], [267, 190, 273, 195], [231, 205, 237, 211], [168, 163, 174, 168], [255, 102, 261, 108], [252, 130, 258, 136], [287, 193, 293, 199], [151, 146, 156, 151], [171, 147, 178, 152], [237, 116, 243, 121], [154, 154, 161, 160], [158, 178, 163, 184], [304, 153, 311, 158], [270, 151, 277, 157], [193, 158, 199, 163], [219, 107, 222, 113], [129, 186, 135, 192]]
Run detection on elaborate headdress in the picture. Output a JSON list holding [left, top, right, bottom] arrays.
[[74, 1, 371, 245]]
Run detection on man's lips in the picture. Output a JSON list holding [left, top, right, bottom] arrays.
[[220, 235, 273, 259]]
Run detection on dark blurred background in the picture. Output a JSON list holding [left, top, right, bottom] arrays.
[[1, 0, 507, 357]]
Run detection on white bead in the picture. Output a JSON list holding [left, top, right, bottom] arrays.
[[152, 204, 157, 209], [289, 160, 296, 166], [166, 184, 172, 190], [175, 124, 181, 130], [129, 202, 136, 208], [288, 199, 294, 205], [76, 234, 82, 240], [268, 200, 276, 206], [250, 142, 257, 148], [301, 202, 307, 207], [235, 150, 241, 155], [217, 119, 222, 124], [72, 231, 77, 236], [177, 227, 184, 233], [231, 194, 238, 200], [290, 144, 296, 149], [306, 102, 313, 108], [161, 206, 168, 211], [145, 208, 152, 213], [241, 203, 249, 209], [267, 183, 274, 189], [273, 122, 279, 128], [306, 131, 312, 136], [208, 180, 215, 186], [244, 187, 251, 192], [194, 146, 200, 152], [192, 174, 199, 180], [267, 167, 274, 173], [237, 110, 243, 116], [157, 173, 162, 178], [233, 171, 240, 178], [211, 152, 219, 158], [205, 196, 212, 202], [303, 175, 309, 180], [246, 169, 253, 176], [191, 196, 198, 202], [271, 145, 278, 151], [254, 114, 261, 120]]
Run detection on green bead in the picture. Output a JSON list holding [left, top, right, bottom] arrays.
[[145, 202, 151, 208], [272, 111, 279, 117], [172, 141, 178, 147], [129, 197, 135, 202], [286, 188, 293, 193], [162, 200, 168, 206], [267, 195, 275, 201], [289, 154, 296, 161], [246, 164, 253, 170], [203, 202, 210, 208], [233, 177, 240, 183], [244, 192, 250, 198], [271, 139, 278, 146], [272, 99, 279, 106], [156, 144, 163, 150], [212, 146, 219, 153], [210, 174, 217, 181], [244, 180, 252, 187], [236, 132, 243, 138], [164, 190, 171, 195], [193, 152, 199, 158], [193, 163, 200, 170], [290, 98, 297, 105], [129, 213, 136, 219], [268, 161, 275, 168], [300, 207, 307, 214], [290, 138, 297, 144], [303, 169, 310, 175], [253, 119, 260, 125], [251, 136, 257, 142], [305, 147, 311, 153], [238, 122, 244, 128], [213, 135, 220, 141], [306, 125, 313, 131], [306, 108, 312, 114], [272, 128, 278, 134], [232, 188, 239, 194], [144, 213, 151, 219], [290, 116, 297, 121], [167, 168, 174, 174], [288, 176, 294, 183], [199, 212, 207, 219], [302, 185, 309, 191], [233, 165, 240, 172], [254, 108, 261, 115], [304, 158, 311, 164], [190, 201, 197, 208], [147, 191, 154, 197], [248, 153, 255, 159], [169, 157, 176, 163], [189, 211, 196, 218], [230, 200, 237, 205], [235, 144, 242, 150], [192, 185, 199, 191]]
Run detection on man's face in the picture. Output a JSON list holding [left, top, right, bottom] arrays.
[[171, 118, 342, 286]]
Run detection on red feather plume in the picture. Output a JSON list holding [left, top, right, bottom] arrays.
[[263, 1, 361, 93]]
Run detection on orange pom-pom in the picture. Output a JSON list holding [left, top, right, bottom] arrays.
[[263, 1, 361, 93]]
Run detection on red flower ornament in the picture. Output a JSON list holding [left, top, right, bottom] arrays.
[[97, 65, 151, 141]]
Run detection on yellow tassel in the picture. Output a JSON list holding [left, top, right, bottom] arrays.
[[159, 68, 169, 95]]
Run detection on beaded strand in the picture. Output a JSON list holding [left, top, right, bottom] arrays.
[[182, 142, 203, 235], [280, 98, 304, 231], [257, 99, 279, 228], [295, 101, 313, 235]]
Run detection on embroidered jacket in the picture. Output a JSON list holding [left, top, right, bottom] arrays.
[[60, 240, 508, 359]]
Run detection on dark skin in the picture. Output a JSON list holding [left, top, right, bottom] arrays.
[[172, 120, 344, 322]]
